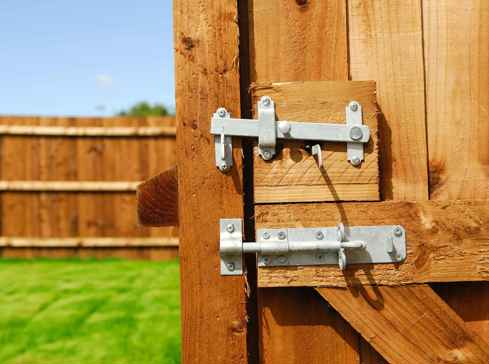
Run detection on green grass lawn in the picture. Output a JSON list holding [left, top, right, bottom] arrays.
[[0, 259, 181, 364]]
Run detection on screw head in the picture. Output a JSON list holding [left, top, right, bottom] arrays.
[[262, 231, 271, 240], [350, 102, 359, 112], [261, 96, 271, 107], [226, 224, 235, 233], [218, 162, 229, 172], [262, 151, 272, 160], [349, 126, 363, 141], [217, 107, 227, 117], [262, 256, 270, 264], [316, 254, 324, 260], [315, 231, 324, 240], [394, 226, 403, 237], [278, 121, 291, 134], [278, 256, 288, 264], [350, 156, 361, 166], [227, 262, 235, 271], [278, 231, 287, 240]]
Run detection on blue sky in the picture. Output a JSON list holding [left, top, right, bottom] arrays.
[[0, 0, 174, 116]]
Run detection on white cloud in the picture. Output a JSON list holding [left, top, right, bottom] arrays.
[[96, 74, 113, 88]]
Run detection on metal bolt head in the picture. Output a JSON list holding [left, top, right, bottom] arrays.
[[278, 231, 287, 240], [227, 262, 235, 271], [350, 102, 359, 112], [226, 224, 235, 233], [394, 226, 403, 237], [349, 126, 364, 141], [218, 162, 230, 172], [261, 96, 271, 107], [262, 231, 271, 240], [262, 151, 272, 160], [278, 255, 288, 264], [278, 121, 291, 134], [315, 231, 324, 240], [262, 256, 270, 264], [316, 253, 324, 260], [217, 107, 227, 117], [350, 156, 361, 166]]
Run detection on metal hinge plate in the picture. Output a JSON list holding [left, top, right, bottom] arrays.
[[219, 219, 406, 276], [211, 97, 370, 172]]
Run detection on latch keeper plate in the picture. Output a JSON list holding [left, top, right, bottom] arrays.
[[219, 219, 406, 276]]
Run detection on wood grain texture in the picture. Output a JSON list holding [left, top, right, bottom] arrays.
[[257, 200, 489, 287], [137, 167, 178, 227], [250, 0, 348, 83], [317, 285, 489, 364], [0, 116, 176, 253], [252, 81, 379, 203], [433, 282, 489, 340], [249, 1, 362, 363], [174, 1, 248, 364], [0, 181, 140, 191], [424, 0, 489, 345], [348, 0, 429, 200], [424, 0, 489, 200], [259, 288, 359, 364]]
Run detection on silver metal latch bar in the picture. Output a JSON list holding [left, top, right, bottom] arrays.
[[219, 218, 406, 275], [211, 97, 370, 172]]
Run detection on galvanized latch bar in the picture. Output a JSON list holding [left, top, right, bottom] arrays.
[[219, 218, 406, 275], [211, 97, 370, 172]]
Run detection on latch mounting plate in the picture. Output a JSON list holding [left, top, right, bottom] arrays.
[[211, 97, 370, 172], [219, 218, 406, 276]]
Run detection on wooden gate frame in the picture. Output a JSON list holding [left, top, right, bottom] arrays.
[[169, 1, 489, 363]]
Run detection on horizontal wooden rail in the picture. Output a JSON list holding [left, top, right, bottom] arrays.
[[0, 237, 179, 248], [0, 181, 142, 192], [0, 125, 176, 137], [257, 200, 489, 287]]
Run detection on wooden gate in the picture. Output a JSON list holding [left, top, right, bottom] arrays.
[[156, 0, 489, 363], [0, 115, 178, 259]]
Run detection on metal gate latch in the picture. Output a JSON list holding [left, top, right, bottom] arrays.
[[210, 96, 370, 172], [219, 219, 406, 275]]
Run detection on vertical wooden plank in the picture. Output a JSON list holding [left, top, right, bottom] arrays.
[[260, 288, 359, 364], [424, 0, 489, 341], [251, 1, 360, 363], [174, 1, 248, 364], [348, 0, 429, 200], [251, 0, 348, 82], [347, 1, 429, 362]]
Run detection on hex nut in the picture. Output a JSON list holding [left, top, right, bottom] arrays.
[[262, 231, 271, 240], [227, 262, 235, 271], [350, 102, 359, 112], [349, 126, 364, 141], [278, 231, 287, 240], [315, 231, 324, 240], [394, 226, 403, 237], [226, 224, 235, 233]]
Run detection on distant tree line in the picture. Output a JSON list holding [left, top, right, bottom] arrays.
[[117, 101, 174, 117]]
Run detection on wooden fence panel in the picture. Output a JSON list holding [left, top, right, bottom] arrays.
[[0, 116, 177, 259]]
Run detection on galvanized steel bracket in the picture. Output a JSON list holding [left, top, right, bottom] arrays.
[[211, 97, 370, 172], [219, 218, 406, 276]]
